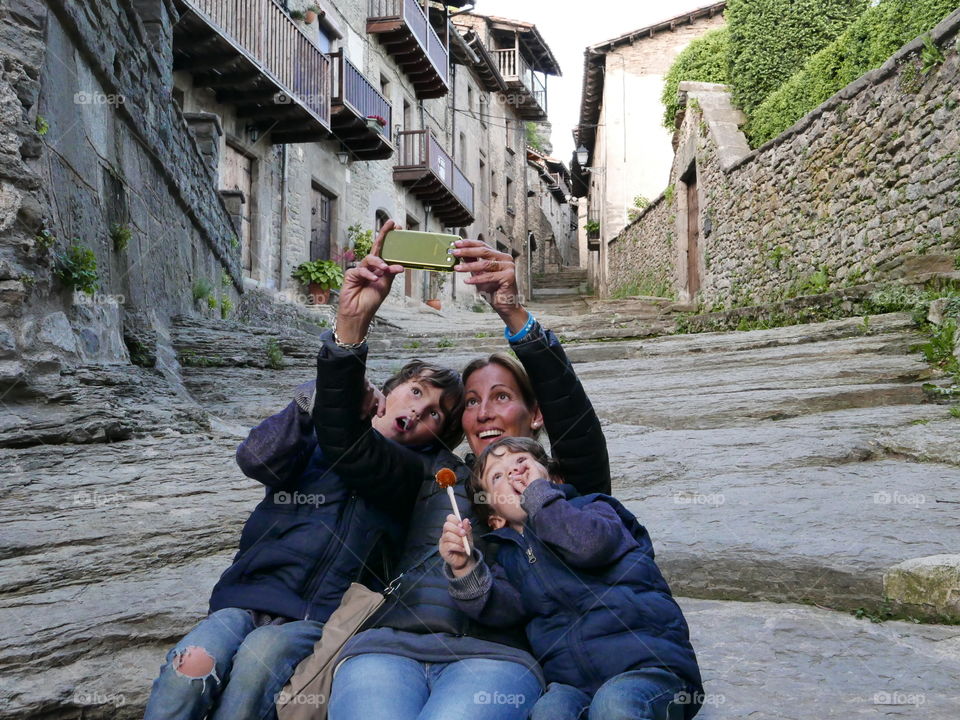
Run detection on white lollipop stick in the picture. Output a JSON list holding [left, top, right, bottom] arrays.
[[446, 486, 472, 555]]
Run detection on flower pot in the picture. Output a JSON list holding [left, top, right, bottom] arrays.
[[308, 283, 331, 305], [303, 10, 317, 24], [425, 298, 442, 311]]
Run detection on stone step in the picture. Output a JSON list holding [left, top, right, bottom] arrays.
[[681, 597, 960, 719]]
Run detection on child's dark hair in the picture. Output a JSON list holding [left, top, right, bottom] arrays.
[[469, 436, 561, 525], [382, 360, 465, 450]]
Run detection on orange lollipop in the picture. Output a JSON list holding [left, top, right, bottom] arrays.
[[435, 468, 457, 488], [436, 468, 470, 555]]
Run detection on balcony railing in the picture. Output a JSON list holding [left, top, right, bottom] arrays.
[[367, 0, 449, 98], [174, 0, 331, 142], [491, 48, 547, 119], [395, 129, 474, 225], [331, 51, 392, 142], [328, 50, 393, 159]]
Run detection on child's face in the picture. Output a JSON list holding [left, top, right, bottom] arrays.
[[480, 449, 550, 530], [373, 377, 447, 447]]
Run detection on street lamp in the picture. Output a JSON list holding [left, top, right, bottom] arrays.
[[576, 144, 589, 167]]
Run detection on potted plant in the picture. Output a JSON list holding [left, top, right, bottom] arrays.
[[585, 219, 600, 238], [365, 115, 387, 133], [346, 223, 374, 262], [291, 259, 344, 305], [304, 5, 321, 24], [425, 273, 445, 311]]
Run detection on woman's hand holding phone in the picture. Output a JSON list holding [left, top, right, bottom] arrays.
[[452, 239, 529, 334], [335, 220, 404, 343]]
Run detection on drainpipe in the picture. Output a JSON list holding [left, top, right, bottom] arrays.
[[278, 144, 288, 291]]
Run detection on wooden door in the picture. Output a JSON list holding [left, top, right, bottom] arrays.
[[686, 178, 700, 298], [311, 187, 333, 261], [222, 145, 253, 273]]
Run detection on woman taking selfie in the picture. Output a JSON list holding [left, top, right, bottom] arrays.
[[314, 222, 610, 720]]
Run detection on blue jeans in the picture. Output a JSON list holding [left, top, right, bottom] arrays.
[[530, 668, 694, 720], [143, 607, 325, 720], [328, 653, 542, 720]]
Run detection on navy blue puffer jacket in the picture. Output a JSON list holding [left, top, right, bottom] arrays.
[[207, 384, 406, 622], [451, 480, 702, 710]]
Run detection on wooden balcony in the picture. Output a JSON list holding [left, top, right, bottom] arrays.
[[367, 0, 449, 99], [545, 171, 566, 202], [329, 50, 394, 160], [491, 48, 547, 120], [394, 130, 474, 226], [172, 0, 331, 144]]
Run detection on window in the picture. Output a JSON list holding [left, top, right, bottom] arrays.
[[403, 99, 413, 132], [506, 177, 514, 214], [479, 95, 488, 127], [505, 118, 513, 152], [479, 159, 486, 196], [380, 74, 390, 97], [490, 169, 497, 197], [467, 85, 474, 114], [459, 131, 467, 165], [375, 209, 390, 231]]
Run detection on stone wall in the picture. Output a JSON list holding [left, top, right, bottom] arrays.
[[608, 8, 960, 308], [607, 191, 675, 296], [1, 0, 241, 399]]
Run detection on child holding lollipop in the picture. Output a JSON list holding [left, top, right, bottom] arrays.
[[439, 436, 703, 720]]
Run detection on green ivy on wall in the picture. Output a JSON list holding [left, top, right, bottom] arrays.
[[747, 0, 960, 145], [726, 0, 868, 115], [661, 27, 730, 129]]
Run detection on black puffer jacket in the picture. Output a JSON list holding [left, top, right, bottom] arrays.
[[313, 324, 609, 640], [511, 324, 610, 495]]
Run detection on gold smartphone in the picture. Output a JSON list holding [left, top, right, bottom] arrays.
[[380, 230, 459, 272]]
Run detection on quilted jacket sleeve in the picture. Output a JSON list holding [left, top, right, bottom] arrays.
[[511, 326, 611, 495], [235, 381, 317, 488], [311, 331, 428, 517]]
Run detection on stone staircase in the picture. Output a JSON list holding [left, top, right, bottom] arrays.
[[530, 266, 590, 314]]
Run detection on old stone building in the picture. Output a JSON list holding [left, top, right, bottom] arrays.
[[570, 2, 726, 295], [526, 147, 577, 274], [172, 1, 565, 308], [607, 8, 960, 308], [0, 0, 570, 407]]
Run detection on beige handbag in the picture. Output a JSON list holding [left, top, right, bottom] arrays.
[[276, 582, 385, 720], [276, 547, 439, 720]]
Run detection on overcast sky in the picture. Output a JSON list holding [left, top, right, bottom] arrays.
[[472, 0, 720, 162]]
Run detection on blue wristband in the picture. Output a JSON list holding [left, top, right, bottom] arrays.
[[504, 312, 536, 343]]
